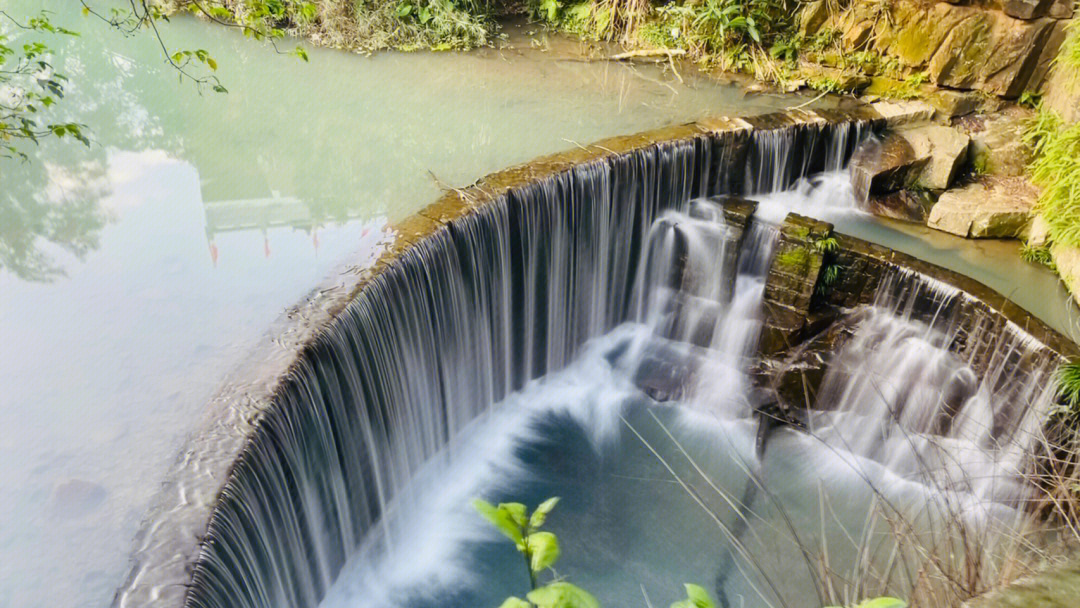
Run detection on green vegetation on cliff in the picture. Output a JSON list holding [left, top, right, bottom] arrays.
[[1025, 20, 1080, 250], [1026, 108, 1080, 247]]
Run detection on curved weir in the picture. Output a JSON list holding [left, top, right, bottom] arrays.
[[116, 105, 1079, 608]]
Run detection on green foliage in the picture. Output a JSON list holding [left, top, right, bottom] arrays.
[[1055, 18, 1080, 76], [824, 598, 907, 608], [811, 234, 840, 297], [0, 10, 88, 158], [876, 71, 927, 100], [473, 497, 577, 600], [1025, 108, 1080, 247], [1018, 90, 1042, 109], [1020, 244, 1056, 271], [474, 496, 718, 608], [812, 235, 838, 254], [776, 247, 810, 270], [647, 0, 789, 68], [1054, 361, 1080, 418], [806, 75, 843, 94], [670, 584, 717, 608]]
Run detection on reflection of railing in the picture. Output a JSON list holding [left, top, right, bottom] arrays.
[[202, 192, 364, 262], [203, 193, 311, 236]]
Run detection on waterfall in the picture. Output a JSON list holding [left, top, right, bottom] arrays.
[[184, 138, 714, 608], [810, 269, 1059, 506], [117, 112, 1073, 608]]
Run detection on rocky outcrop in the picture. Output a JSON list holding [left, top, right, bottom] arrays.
[[849, 122, 970, 222], [961, 110, 1035, 177], [927, 178, 1037, 237], [805, 0, 1072, 97]]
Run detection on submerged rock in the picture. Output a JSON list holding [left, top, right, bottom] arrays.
[[927, 178, 1036, 238]]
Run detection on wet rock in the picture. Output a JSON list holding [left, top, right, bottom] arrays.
[[1048, 0, 1075, 19], [631, 339, 705, 402], [760, 214, 833, 355], [927, 178, 1036, 238], [705, 194, 757, 232], [1029, 20, 1068, 91], [1043, 60, 1080, 124], [895, 123, 971, 190], [849, 134, 927, 205], [865, 190, 937, 223], [869, 100, 936, 127]]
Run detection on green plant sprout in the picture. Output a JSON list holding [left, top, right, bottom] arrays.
[[472, 497, 719, 608]]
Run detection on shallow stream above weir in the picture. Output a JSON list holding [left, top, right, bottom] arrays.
[[1, 4, 1079, 608]]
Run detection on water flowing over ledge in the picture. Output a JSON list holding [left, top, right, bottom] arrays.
[[113, 101, 1075, 608]]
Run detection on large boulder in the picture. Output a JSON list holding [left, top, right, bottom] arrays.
[[927, 178, 1036, 238], [849, 134, 928, 205], [962, 111, 1033, 178], [895, 123, 971, 190]]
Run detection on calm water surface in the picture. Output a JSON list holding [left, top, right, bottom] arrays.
[[0, 4, 806, 607]]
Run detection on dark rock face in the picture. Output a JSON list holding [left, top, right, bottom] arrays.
[[849, 134, 927, 205], [864, 190, 936, 223]]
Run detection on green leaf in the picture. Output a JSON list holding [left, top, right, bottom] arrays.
[[670, 584, 716, 608], [854, 599, 907, 608], [206, 57, 218, 71], [472, 499, 524, 546], [396, 3, 413, 17], [497, 598, 531, 608], [527, 531, 560, 572], [529, 497, 560, 529], [499, 502, 528, 528], [526, 582, 600, 608]]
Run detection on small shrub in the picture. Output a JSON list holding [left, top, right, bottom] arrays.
[[473, 497, 718, 608]]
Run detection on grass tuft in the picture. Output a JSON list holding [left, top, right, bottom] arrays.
[[1025, 107, 1080, 248]]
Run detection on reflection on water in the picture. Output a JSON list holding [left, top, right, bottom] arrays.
[[0, 3, 803, 608]]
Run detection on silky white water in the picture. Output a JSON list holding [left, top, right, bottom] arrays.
[[316, 197, 1048, 608]]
